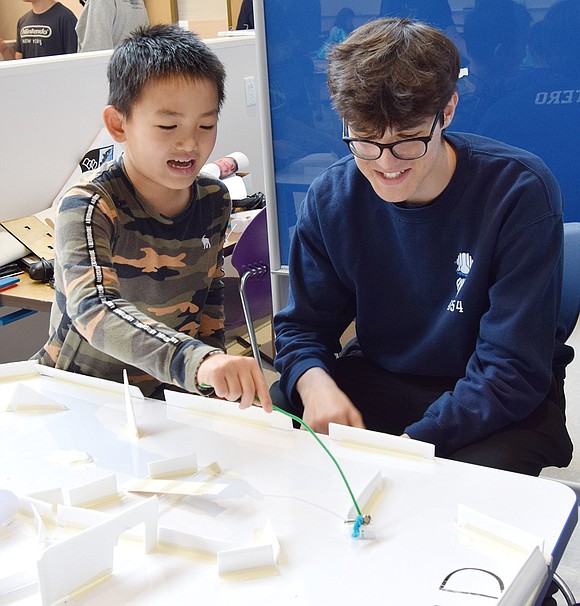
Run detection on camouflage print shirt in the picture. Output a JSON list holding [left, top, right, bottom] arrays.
[[33, 158, 231, 397]]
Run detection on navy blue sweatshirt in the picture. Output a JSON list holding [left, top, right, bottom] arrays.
[[274, 132, 571, 455]]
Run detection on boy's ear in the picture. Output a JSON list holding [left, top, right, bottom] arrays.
[[103, 105, 127, 143]]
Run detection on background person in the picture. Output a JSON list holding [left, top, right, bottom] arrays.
[[2, 0, 77, 60], [76, 0, 149, 52], [452, 0, 532, 133]]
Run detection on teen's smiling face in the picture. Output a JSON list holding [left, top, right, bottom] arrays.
[[351, 94, 458, 206], [103, 75, 219, 216]]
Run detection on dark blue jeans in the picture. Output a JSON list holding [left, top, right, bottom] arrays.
[[270, 353, 573, 477]]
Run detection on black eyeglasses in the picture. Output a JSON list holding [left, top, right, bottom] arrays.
[[342, 111, 443, 161]]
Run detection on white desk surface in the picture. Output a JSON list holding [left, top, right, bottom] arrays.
[[0, 363, 577, 606]]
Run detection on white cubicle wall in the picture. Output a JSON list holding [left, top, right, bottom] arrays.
[[0, 34, 263, 224], [208, 35, 264, 194], [0, 50, 112, 221], [0, 33, 264, 363]]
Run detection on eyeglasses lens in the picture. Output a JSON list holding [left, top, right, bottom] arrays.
[[349, 140, 427, 160]]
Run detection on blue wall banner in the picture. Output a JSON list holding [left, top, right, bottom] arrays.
[[257, 0, 580, 270]]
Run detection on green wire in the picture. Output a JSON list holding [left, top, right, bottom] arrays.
[[198, 384, 362, 517], [272, 404, 362, 517]]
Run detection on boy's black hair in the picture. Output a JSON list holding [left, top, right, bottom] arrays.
[[107, 24, 226, 117]]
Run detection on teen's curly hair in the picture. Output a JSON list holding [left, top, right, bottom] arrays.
[[327, 18, 460, 137]]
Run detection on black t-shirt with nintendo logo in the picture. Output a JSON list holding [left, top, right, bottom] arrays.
[[16, 2, 77, 59]]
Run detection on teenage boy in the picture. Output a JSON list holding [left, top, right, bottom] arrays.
[[272, 18, 572, 475], [34, 25, 272, 412], [1, 0, 77, 60]]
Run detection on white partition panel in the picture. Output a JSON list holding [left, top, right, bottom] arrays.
[[0, 35, 263, 224], [0, 50, 112, 222]]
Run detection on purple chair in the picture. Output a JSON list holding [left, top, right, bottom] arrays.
[[223, 207, 273, 370]]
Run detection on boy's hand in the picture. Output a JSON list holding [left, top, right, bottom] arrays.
[[296, 367, 365, 434], [196, 353, 273, 413]]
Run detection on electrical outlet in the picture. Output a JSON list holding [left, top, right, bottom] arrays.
[[244, 76, 257, 107]]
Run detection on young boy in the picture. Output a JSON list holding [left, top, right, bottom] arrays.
[[34, 24, 272, 412], [272, 18, 572, 475]]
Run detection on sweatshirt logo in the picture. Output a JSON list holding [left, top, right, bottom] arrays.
[[447, 252, 472, 313], [455, 252, 472, 295], [202, 235, 211, 249]]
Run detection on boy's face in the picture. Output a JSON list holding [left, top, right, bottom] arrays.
[[352, 94, 458, 206], [106, 76, 219, 215]]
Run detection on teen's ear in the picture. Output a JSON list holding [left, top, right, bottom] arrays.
[[103, 105, 127, 143], [442, 91, 459, 130]]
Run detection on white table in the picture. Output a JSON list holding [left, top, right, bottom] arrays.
[[0, 362, 576, 605]]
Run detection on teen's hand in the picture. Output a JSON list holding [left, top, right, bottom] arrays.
[[196, 353, 272, 413], [296, 367, 365, 434]]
